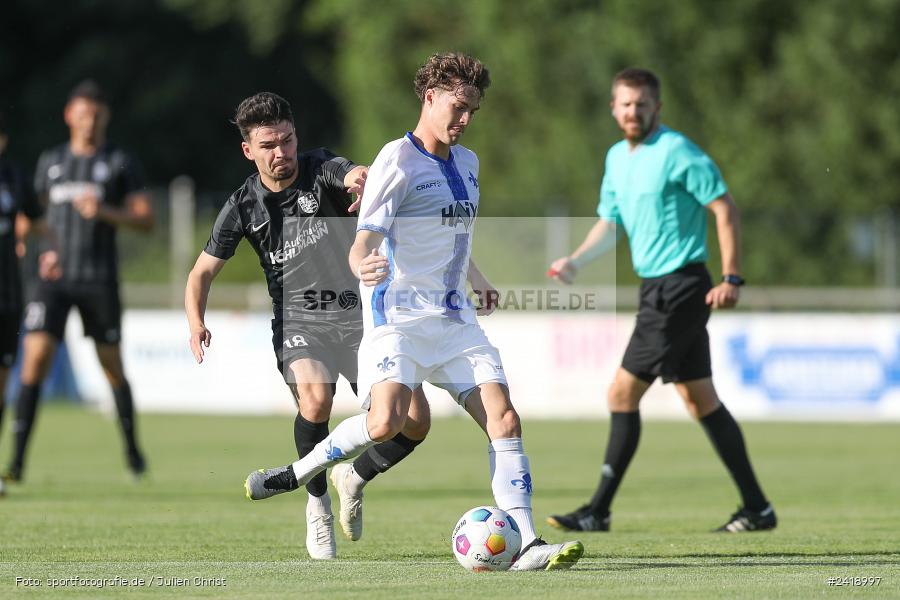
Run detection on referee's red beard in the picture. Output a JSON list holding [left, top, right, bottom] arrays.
[[623, 116, 656, 143]]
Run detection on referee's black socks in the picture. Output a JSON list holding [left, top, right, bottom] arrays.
[[588, 410, 642, 517], [700, 404, 768, 511], [294, 413, 330, 497]]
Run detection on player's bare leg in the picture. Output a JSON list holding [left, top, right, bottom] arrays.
[[288, 359, 337, 559], [5, 332, 56, 482], [465, 383, 584, 571], [96, 342, 145, 477], [675, 377, 775, 532], [332, 386, 430, 540]]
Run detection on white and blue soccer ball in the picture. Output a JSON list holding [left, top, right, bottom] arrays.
[[451, 506, 522, 572]]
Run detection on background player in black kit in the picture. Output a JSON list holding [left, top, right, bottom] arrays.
[[0, 111, 45, 497], [5, 81, 154, 483], [184, 92, 430, 560]]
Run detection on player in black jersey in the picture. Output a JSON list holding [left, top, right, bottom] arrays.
[[184, 92, 430, 559], [0, 112, 45, 497], [4, 81, 154, 483]]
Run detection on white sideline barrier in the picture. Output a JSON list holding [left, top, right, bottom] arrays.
[[65, 311, 900, 420]]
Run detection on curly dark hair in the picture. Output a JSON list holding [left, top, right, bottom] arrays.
[[233, 92, 294, 141], [611, 68, 661, 101], [414, 53, 491, 102]]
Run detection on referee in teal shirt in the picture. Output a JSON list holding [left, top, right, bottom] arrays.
[[547, 68, 775, 534]]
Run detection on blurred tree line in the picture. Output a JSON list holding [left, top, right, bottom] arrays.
[[2, 0, 899, 286]]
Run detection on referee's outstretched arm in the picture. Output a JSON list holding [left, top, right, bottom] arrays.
[[548, 218, 621, 284]]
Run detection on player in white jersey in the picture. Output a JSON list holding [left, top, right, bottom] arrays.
[[245, 52, 584, 571]]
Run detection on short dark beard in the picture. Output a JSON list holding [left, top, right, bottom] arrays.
[[271, 165, 296, 181]]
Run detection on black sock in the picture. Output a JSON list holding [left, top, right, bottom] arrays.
[[11, 384, 41, 474], [700, 404, 768, 511], [294, 414, 329, 496], [352, 432, 422, 481], [588, 411, 641, 517], [113, 382, 140, 456]]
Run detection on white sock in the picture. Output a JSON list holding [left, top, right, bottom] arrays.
[[346, 465, 368, 496], [489, 437, 537, 546], [506, 507, 536, 546], [292, 413, 374, 484], [307, 491, 332, 515]]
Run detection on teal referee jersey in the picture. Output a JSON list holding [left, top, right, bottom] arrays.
[[597, 125, 728, 278]]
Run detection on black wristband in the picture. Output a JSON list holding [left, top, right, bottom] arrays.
[[722, 274, 745, 286]]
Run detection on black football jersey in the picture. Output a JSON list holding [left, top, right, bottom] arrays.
[[204, 148, 361, 321], [0, 155, 42, 312], [34, 143, 144, 284]]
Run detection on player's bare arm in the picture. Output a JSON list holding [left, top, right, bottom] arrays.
[[350, 229, 389, 286], [468, 258, 498, 316], [184, 251, 227, 363], [705, 193, 741, 309], [73, 190, 155, 232], [548, 218, 619, 284], [344, 166, 368, 213]]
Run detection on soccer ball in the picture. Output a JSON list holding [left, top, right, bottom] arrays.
[[451, 506, 522, 572]]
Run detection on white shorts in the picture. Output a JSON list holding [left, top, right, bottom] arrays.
[[358, 318, 507, 407]]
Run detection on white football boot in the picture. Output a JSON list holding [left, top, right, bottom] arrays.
[[330, 462, 364, 541], [306, 494, 336, 560], [509, 538, 584, 571]]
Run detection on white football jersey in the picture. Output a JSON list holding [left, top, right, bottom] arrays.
[[357, 133, 481, 329]]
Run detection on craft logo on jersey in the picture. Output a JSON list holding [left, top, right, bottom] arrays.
[[441, 200, 476, 231], [297, 191, 319, 213], [468, 171, 478, 189], [416, 180, 442, 191]]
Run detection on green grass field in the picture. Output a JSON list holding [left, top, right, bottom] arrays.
[[1, 403, 898, 598]]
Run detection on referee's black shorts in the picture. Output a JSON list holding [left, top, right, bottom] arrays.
[[621, 262, 713, 384]]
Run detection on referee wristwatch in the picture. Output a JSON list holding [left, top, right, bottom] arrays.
[[722, 274, 745, 286]]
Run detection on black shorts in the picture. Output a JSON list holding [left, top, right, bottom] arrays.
[[622, 262, 713, 384], [0, 310, 21, 368], [23, 281, 122, 344], [272, 314, 362, 388]]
